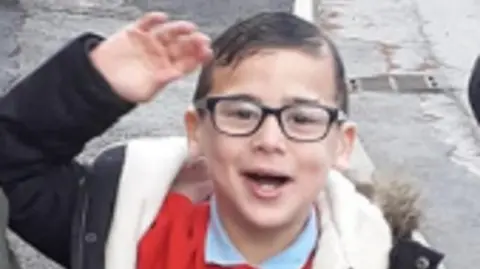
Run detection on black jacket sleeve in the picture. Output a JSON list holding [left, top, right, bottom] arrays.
[[0, 32, 134, 266], [468, 56, 480, 124]]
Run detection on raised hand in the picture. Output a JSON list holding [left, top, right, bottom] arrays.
[[90, 12, 213, 103]]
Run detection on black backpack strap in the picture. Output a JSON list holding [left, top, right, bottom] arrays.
[[389, 238, 445, 269], [71, 144, 127, 269]]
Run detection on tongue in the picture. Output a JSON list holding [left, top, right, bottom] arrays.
[[247, 176, 284, 199]]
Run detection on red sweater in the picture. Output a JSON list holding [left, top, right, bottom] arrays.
[[137, 193, 313, 269]]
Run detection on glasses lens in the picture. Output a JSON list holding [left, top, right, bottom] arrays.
[[282, 105, 331, 140], [214, 99, 262, 135]]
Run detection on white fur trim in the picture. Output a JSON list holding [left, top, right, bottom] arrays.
[[312, 170, 392, 269], [105, 137, 189, 269], [104, 137, 392, 269]]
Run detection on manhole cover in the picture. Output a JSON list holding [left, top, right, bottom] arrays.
[[394, 74, 428, 91], [348, 74, 444, 93], [357, 75, 392, 92]]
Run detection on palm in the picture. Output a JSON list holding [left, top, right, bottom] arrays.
[[91, 12, 212, 103]]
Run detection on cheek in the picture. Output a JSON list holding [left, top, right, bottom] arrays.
[[294, 142, 337, 189], [298, 147, 329, 175], [198, 125, 241, 174]]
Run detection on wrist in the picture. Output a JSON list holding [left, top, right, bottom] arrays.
[[88, 41, 127, 101], [88, 33, 150, 104], [76, 33, 134, 112]]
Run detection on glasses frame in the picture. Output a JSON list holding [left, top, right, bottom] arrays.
[[194, 95, 347, 142]]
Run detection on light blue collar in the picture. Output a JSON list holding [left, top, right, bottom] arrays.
[[205, 196, 317, 269]]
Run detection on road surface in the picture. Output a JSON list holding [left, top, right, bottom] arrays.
[[313, 0, 480, 268]]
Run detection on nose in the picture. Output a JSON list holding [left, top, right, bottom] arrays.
[[251, 115, 286, 153]]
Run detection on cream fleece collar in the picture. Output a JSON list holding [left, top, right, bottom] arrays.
[[104, 136, 392, 269]]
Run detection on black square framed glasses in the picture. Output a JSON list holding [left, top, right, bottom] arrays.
[[194, 95, 347, 142]]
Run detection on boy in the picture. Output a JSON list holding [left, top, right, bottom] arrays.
[[0, 11, 443, 269]]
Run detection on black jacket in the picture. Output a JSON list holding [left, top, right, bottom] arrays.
[[0, 33, 444, 269]]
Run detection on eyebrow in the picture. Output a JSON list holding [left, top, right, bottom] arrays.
[[210, 93, 325, 106], [282, 96, 321, 105], [217, 93, 259, 102]]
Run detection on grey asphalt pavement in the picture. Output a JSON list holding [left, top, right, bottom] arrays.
[[350, 91, 480, 269], [0, 0, 292, 268], [315, 0, 480, 268]]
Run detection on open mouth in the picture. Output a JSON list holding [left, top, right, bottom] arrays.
[[243, 172, 292, 186], [242, 170, 292, 199], [242, 169, 293, 198]]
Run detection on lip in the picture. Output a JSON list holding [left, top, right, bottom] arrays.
[[240, 168, 293, 200], [240, 167, 292, 178]]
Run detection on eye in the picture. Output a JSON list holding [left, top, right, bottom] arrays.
[[228, 108, 257, 119], [217, 100, 261, 121], [284, 106, 329, 125], [290, 113, 319, 124]]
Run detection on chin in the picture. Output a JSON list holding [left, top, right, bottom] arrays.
[[241, 204, 295, 229]]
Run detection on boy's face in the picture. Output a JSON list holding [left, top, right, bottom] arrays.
[[185, 47, 356, 229]]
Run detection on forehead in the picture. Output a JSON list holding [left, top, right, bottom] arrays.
[[210, 47, 337, 105]]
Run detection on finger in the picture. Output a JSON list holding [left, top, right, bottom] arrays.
[[177, 33, 213, 63], [154, 20, 198, 45], [127, 27, 181, 83], [164, 32, 199, 63], [198, 45, 214, 62], [179, 32, 212, 59], [168, 34, 201, 68], [191, 33, 213, 61], [171, 33, 212, 73], [136, 12, 169, 31]]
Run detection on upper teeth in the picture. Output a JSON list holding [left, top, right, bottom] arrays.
[[259, 183, 277, 191]]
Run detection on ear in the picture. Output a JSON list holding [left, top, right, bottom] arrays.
[[333, 121, 357, 171], [184, 105, 203, 159]]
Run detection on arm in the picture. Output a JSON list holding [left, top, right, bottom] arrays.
[[0, 33, 134, 266], [0, 12, 212, 266]]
